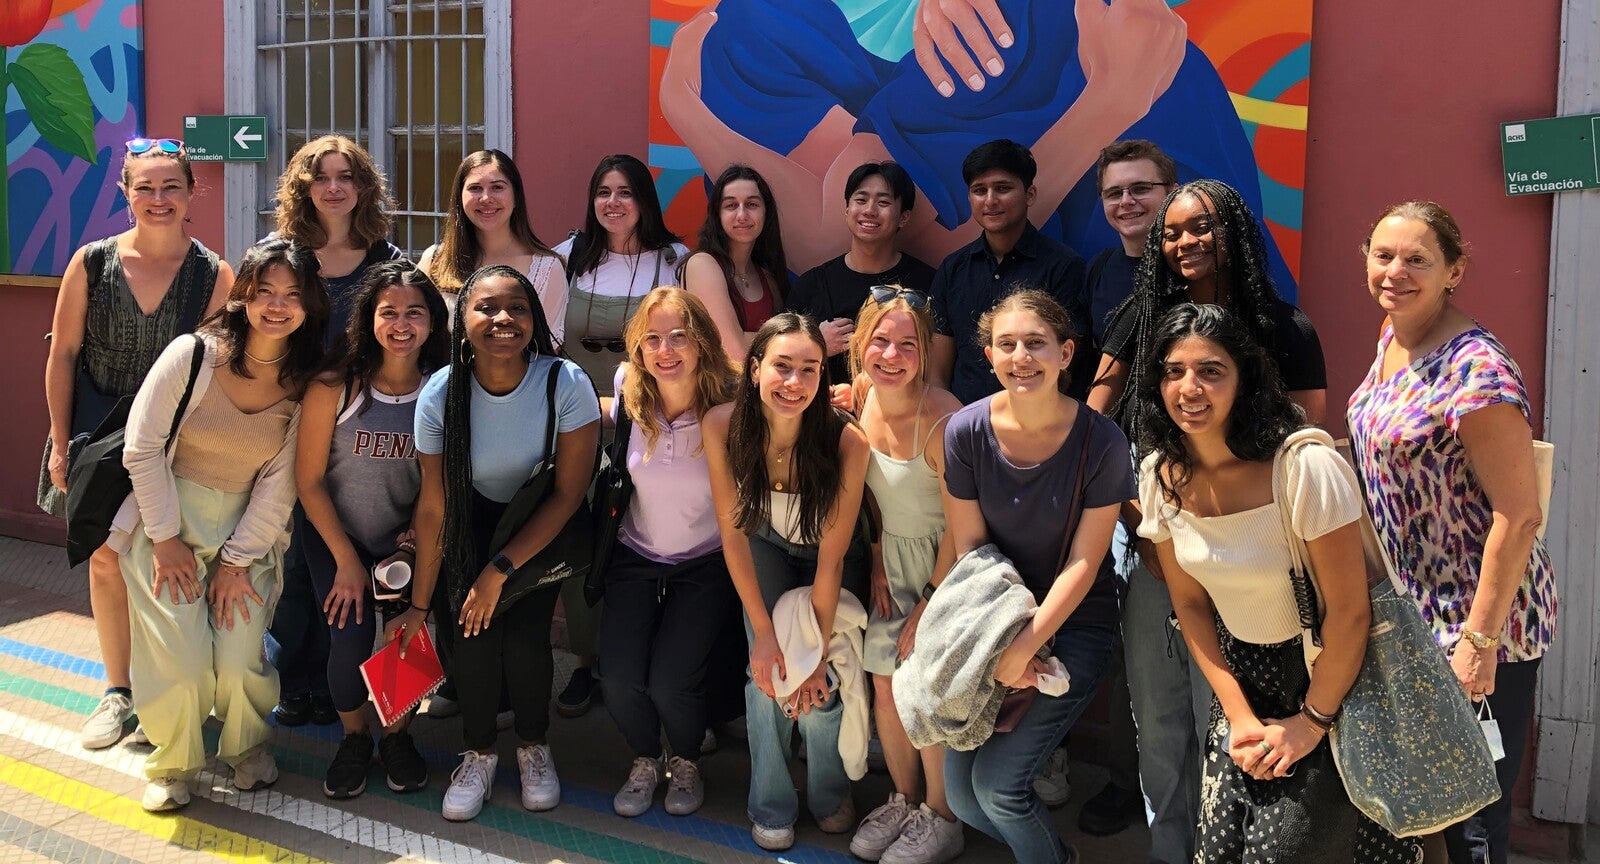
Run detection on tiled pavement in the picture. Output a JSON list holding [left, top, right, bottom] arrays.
[[0, 536, 1154, 863]]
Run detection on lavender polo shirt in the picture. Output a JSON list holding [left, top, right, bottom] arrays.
[[614, 372, 722, 565]]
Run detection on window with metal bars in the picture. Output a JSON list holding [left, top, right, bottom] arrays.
[[254, 0, 510, 258]]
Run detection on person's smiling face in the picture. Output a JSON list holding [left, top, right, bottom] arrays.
[[465, 274, 535, 358]]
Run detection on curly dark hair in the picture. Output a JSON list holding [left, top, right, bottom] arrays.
[[327, 259, 451, 411], [201, 238, 329, 393], [1109, 179, 1283, 445], [1134, 303, 1304, 511], [726, 312, 845, 544]]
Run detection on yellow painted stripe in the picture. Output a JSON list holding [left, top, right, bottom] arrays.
[[1229, 92, 1309, 131], [0, 753, 331, 864]]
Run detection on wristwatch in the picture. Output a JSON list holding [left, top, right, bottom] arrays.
[[490, 553, 516, 576], [921, 581, 939, 602], [1462, 629, 1501, 650]]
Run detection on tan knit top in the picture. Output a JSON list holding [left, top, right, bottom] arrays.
[[170, 383, 295, 493]]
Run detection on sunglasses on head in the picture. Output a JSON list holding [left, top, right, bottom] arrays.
[[580, 337, 626, 353], [126, 138, 184, 155], [869, 284, 929, 309]]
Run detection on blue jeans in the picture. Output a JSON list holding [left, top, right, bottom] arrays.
[[742, 524, 869, 830], [945, 614, 1117, 863], [1122, 534, 1212, 864]]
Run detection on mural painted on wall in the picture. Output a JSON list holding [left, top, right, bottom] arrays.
[[3, 0, 143, 277], [651, 0, 1310, 298]]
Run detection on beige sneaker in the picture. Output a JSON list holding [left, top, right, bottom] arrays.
[[817, 793, 857, 834], [232, 749, 279, 791], [141, 776, 191, 812], [82, 692, 134, 750]]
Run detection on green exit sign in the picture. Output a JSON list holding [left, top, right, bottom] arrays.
[[182, 115, 269, 162], [1501, 113, 1599, 196]]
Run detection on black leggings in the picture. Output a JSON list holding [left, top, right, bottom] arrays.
[[300, 521, 381, 715], [451, 490, 560, 750]]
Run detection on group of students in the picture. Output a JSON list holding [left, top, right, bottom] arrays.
[[39, 130, 1554, 864]]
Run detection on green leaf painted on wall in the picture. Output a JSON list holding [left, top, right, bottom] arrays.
[[9, 43, 96, 164]]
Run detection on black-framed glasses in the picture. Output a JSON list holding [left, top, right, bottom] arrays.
[[1099, 181, 1170, 203], [579, 336, 626, 353], [869, 284, 930, 309], [126, 138, 184, 155], [641, 330, 691, 352]]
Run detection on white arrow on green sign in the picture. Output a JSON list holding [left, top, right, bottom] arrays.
[[182, 114, 269, 162]]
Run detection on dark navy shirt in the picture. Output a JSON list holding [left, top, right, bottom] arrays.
[[929, 224, 1088, 404], [1084, 249, 1140, 349]]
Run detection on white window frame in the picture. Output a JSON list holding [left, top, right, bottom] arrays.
[[222, 0, 511, 261]]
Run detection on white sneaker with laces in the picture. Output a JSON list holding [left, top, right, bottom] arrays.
[[82, 692, 134, 750], [849, 791, 915, 860], [664, 755, 703, 816], [613, 756, 661, 817], [442, 751, 497, 821], [232, 749, 278, 791], [517, 743, 560, 811], [751, 822, 794, 851], [141, 775, 191, 812], [881, 804, 965, 864], [1033, 745, 1070, 808]]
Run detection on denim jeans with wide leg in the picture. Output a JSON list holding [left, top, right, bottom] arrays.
[[741, 524, 869, 831], [1122, 525, 1212, 864], [945, 614, 1117, 863]]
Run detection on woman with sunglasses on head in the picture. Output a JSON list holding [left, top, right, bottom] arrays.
[[1133, 303, 1417, 863], [600, 288, 739, 819], [43, 137, 231, 752], [704, 312, 871, 852], [681, 164, 789, 362], [266, 134, 404, 729], [296, 261, 449, 800], [844, 285, 965, 864], [388, 265, 600, 823], [940, 289, 1133, 864], [546, 154, 690, 716], [114, 239, 328, 811], [419, 150, 566, 328]]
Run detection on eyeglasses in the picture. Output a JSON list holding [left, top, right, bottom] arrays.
[[869, 285, 930, 309], [641, 330, 691, 352], [579, 337, 626, 353], [1099, 181, 1169, 203], [125, 138, 184, 155]]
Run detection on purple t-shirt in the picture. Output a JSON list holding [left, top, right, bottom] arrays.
[[944, 398, 1135, 624]]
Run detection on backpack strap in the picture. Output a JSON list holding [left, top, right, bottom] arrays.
[[179, 242, 220, 334], [164, 335, 206, 456]]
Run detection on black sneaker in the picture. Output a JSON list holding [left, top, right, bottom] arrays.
[[555, 668, 598, 718], [378, 730, 428, 793], [310, 691, 338, 726], [273, 692, 312, 727], [1076, 782, 1145, 836], [324, 732, 374, 799]]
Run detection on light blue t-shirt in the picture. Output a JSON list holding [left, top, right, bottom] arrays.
[[415, 355, 600, 503]]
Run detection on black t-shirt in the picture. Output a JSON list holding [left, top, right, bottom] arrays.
[[1085, 248, 1139, 348], [1100, 294, 1327, 393], [785, 252, 935, 385]]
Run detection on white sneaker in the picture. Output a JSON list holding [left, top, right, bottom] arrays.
[[127, 725, 149, 746], [442, 751, 497, 821], [613, 756, 661, 817], [141, 775, 191, 812], [751, 822, 795, 851], [516, 743, 560, 811], [850, 791, 915, 861], [232, 749, 279, 791], [1034, 745, 1070, 808], [881, 804, 964, 864], [82, 692, 134, 750]]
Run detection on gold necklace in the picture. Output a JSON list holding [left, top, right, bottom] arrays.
[[243, 346, 288, 364], [769, 442, 793, 491]]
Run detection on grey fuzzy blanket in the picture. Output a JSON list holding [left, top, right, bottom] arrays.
[[892, 544, 1037, 751]]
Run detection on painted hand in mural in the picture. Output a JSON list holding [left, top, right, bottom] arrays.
[[1075, 0, 1186, 108], [912, 0, 1013, 97]]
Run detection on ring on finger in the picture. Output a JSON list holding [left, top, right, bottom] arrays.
[[1258, 741, 1273, 753]]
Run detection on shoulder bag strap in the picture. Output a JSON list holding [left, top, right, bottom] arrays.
[[1054, 410, 1096, 576], [164, 335, 206, 456], [1274, 434, 1325, 662], [541, 360, 562, 463]]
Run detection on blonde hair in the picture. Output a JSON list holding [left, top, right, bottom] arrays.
[[619, 288, 739, 455], [848, 285, 935, 397]]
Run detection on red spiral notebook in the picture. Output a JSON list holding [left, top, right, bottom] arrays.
[[360, 625, 446, 727]]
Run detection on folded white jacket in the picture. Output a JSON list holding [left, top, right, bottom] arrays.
[[771, 586, 870, 781]]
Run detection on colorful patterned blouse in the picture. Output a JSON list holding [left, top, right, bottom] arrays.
[[1347, 324, 1556, 662]]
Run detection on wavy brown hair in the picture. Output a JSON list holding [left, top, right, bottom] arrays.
[[274, 135, 394, 250], [429, 150, 557, 293], [327, 260, 451, 411], [619, 287, 738, 456], [976, 288, 1078, 395]]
